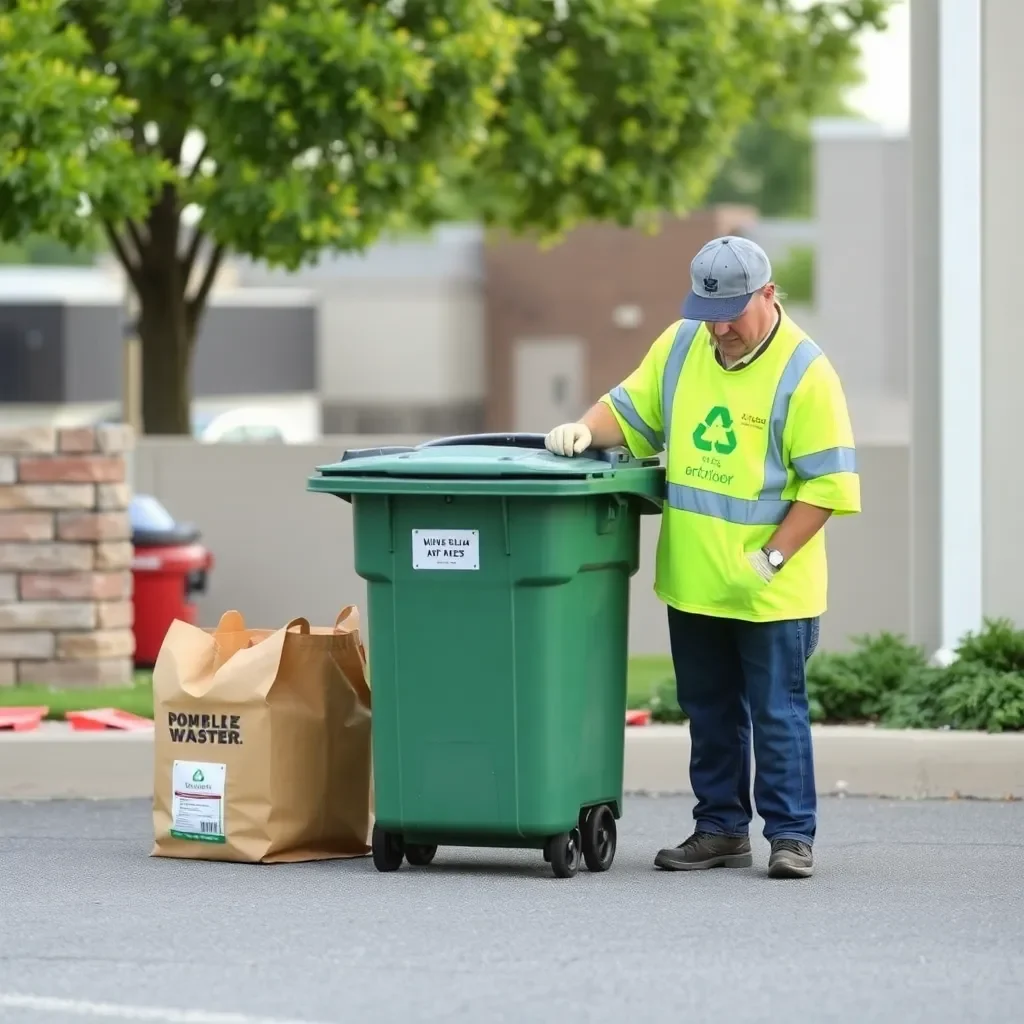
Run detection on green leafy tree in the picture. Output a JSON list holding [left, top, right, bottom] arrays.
[[0, 0, 888, 434], [0, 231, 100, 265], [703, 40, 867, 217]]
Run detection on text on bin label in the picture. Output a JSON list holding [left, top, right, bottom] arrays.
[[412, 529, 480, 570]]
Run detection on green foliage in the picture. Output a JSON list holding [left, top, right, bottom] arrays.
[[704, 119, 817, 218], [0, 0, 166, 246], [935, 665, 1024, 733], [774, 245, 815, 303], [883, 619, 1024, 733], [702, 11, 870, 218], [0, 0, 889, 432], [632, 619, 1024, 733], [955, 617, 1024, 673], [451, 0, 890, 235], [884, 661, 1024, 734], [0, 672, 154, 720], [0, 229, 101, 265], [804, 621, 1024, 732], [806, 631, 927, 723], [647, 675, 688, 724]]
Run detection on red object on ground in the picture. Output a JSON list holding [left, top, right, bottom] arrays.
[[625, 709, 652, 727], [65, 708, 154, 732], [0, 706, 49, 732], [132, 542, 213, 666]]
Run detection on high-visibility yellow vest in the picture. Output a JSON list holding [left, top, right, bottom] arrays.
[[601, 307, 860, 622]]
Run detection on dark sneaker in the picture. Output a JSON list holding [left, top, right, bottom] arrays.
[[655, 830, 753, 871], [768, 838, 814, 879]]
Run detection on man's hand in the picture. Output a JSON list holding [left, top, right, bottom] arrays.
[[746, 549, 776, 584], [544, 422, 593, 457], [765, 501, 832, 563]]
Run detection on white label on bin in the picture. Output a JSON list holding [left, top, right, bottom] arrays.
[[411, 529, 479, 570]]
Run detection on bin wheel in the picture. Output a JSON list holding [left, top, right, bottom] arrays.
[[404, 843, 437, 867], [372, 824, 404, 872], [581, 804, 617, 872], [545, 828, 581, 879]]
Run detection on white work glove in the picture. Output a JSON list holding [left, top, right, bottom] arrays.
[[746, 549, 777, 584], [544, 422, 592, 457]]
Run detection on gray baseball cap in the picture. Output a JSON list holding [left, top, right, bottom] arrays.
[[681, 235, 773, 322]]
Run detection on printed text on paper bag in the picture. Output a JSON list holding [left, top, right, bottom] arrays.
[[168, 712, 242, 745], [412, 529, 480, 570]]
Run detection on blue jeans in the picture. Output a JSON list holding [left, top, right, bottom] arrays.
[[667, 607, 820, 845]]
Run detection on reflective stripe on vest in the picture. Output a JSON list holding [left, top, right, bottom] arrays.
[[662, 335, 855, 526], [662, 319, 702, 443], [608, 385, 664, 452]]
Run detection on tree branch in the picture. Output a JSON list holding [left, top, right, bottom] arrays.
[[186, 142, 209, 184], [125, 218, 148, 258], [101, 220, 143, 292], [187, 241, 226, 321], [180, 223, 206, 286], [130, 114, 151, 155], [162, 128, 187, 174]]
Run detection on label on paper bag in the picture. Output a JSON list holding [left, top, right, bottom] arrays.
[[170, 760, 226, 843], [412, 529, 480, 570]]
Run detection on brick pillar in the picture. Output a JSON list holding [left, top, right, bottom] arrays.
[[0, 425, 135, 688]]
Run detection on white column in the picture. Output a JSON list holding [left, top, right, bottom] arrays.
[[980, 1, 1024, 621], [913, 0, 1024, 649], [935, 0, 983, 653], [909, 0, 942, 653]]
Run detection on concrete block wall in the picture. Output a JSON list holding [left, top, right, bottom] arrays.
[[0, 425, 135, 687]]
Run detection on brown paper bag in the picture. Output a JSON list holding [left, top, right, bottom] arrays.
[[150, 606, 372, 863]]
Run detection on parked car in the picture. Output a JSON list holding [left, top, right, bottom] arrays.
[[193, 408, 289, 444], [93, 405, 308, 443]]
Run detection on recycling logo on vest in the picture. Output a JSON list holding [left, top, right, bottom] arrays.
[[692, 406, 737, 455]]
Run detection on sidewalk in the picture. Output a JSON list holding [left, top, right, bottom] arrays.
[[2, 723, 1023, 801]]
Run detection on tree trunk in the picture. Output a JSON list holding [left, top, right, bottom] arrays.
[[138, 287, 195, 435], [103, 180, 221, 435]]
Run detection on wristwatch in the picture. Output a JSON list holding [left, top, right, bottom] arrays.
[[762, 547, 785, 572]]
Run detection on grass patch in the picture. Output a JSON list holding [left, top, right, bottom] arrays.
[[1, 671, 154, 721], [627, 656, 673, 708], [6, 662, 672, 721]]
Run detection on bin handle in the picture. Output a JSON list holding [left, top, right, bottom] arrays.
[[416, 432, 636, 465], [417, 432, 546, 450], [597, 494, 627, 535], [284, 617, 311, 634]]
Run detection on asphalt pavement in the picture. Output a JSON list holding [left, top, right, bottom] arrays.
[[1, 796, 1022, 1024]]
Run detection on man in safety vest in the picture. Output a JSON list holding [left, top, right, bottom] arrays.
[[544, 235, 860, 879]]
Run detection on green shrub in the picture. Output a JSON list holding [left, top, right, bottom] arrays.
[[954, 617, 1024, 673], [647, 675, 688, 723], [806, 632, 927, 724], [880, 664, 947, 730], [886, 659, 1024, 733], [632, 619, 1024, 732], [937, 664, 1024, 732]]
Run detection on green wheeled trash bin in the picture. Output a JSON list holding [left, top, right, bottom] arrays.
[[307, 433, 664, 878]]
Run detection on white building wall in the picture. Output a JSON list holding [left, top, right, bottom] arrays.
[[812, 119, 908, 399], [316, 280, 485, 404]]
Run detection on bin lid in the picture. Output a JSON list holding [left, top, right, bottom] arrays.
[[130, 494, 201, 547], [129, 494, 178, 534], [308, 433, 665, 509]]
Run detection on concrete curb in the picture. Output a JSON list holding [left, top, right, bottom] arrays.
[[624, 725, 1024, 800], [2, 723, 1023, 802], [0, 723, 154, 801]]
